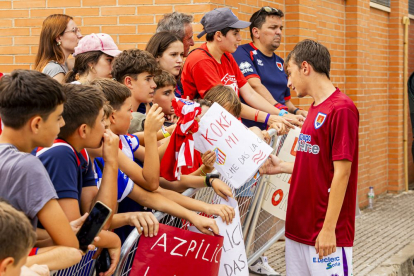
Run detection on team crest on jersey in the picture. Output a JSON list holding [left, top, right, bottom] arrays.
[[314, 112, 327, 129], [276, 62, 283, 71], [214, 147, 226, 165]]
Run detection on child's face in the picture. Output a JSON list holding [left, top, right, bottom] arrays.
[[153, 85, 175, 116], [85, 108, 106, 148], [36, 103, 65, 147], [91, 54, 114, 79], [111, 97, 133, 135], [129, 72, 157, 108], [157, 41, 184, 77]]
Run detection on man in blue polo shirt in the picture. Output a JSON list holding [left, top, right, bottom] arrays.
[[233, 7, 307, 130]]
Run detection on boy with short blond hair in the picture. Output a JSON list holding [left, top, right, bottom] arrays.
[[0, 200, 37, 276]]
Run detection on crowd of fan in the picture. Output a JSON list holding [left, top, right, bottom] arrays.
[[0, 7, 306, 276]]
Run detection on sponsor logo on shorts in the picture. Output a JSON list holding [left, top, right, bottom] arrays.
[[312, 257, 341, 270]]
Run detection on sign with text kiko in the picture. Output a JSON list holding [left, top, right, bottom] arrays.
[[193, 103, 272, 188]]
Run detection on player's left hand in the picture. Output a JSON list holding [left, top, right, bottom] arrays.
[[315, 227, 336, 259]]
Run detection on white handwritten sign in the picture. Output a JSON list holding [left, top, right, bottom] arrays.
[[193, 103, 272, 188], [261, 127, 300, 220], [190, 197, 248, 276]]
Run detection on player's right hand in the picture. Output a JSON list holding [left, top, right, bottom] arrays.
[[259, 154, 284, 175], [144, 103, 165, 134]]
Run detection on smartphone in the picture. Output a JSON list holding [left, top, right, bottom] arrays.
[[95, 248, 111, 274], [76, 201, 112, 252]]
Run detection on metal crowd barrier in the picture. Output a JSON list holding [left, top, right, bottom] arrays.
[[52, 249, 96, 276], [245, 131, 287, 265], [55, 128, 286, 276], [113, 128, 286, 276]]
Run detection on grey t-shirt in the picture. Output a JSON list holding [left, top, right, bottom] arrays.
[[128, 112, 146, 133], [0, 144, 58, 229], [42, 61, 68, 78]]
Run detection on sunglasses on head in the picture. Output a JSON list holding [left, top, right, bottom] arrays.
[[255, 6, 279, 19]]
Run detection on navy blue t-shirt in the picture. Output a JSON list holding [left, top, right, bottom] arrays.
[[137, 103, 146, 115], [36, 140, 96, 203], [233, 43, 291, 129]]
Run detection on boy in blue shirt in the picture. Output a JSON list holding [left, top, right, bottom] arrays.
[[36, 84, 124, 275]]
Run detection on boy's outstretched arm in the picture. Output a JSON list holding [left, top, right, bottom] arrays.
[[133, 104, 165, 191], [110, 212, 159, 238], [128, 184, 219, 236], [154, 187, 235, 225], [37, 199, 80, 249], [159, 175, 233, 200]]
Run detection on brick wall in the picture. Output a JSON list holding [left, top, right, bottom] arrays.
[[0, 0, 412, 207], [408, 19, 414, 187]]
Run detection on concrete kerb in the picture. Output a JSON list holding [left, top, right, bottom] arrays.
[[367, 241, 414, 276]]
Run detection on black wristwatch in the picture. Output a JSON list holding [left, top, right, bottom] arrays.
[[205, 173, 220, 187]]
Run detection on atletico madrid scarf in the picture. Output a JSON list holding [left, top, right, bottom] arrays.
[[160, 98, 202, 181]]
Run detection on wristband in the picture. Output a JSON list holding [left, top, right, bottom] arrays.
[[161, 125, 171, 138], [205, 173, 220, 187], [279, 109, 288, 117], [293, 108, 300, 115], [254, 110, 259, 122], [200, 167, 207, 176], [264, 113, 270, 128], [275, 103, 288, 111]]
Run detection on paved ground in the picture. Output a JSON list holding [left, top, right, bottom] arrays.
[[256, 191, 414, 276]]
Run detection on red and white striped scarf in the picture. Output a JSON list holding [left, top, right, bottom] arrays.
[[160, 98, 201, 180]]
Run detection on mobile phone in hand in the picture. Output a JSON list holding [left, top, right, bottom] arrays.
[[76, 201, 112, 252]]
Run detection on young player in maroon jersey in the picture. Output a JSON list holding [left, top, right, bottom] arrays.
[[260, 39, 359, 276]]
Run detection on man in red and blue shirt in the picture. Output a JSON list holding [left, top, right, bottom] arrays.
[[260, 39, 359, 276], [233, 7, 307, 130]]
